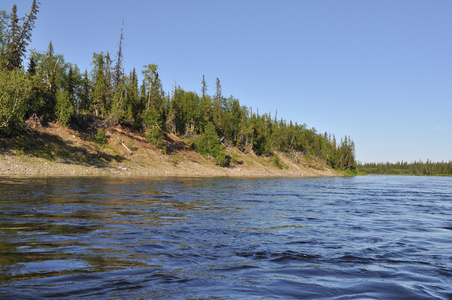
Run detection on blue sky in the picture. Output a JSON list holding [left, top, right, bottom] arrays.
[[5, 0, 452, 163]]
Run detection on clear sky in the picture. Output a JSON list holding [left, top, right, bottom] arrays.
[[4, 0, 452, 163]]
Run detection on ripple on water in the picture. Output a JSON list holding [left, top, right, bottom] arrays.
[[0, 176, 451, 299]]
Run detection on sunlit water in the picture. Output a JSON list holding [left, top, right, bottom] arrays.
[[0, 175, 451, 299]]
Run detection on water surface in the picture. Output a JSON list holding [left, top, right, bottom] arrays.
[[0, 176, 451, 299]]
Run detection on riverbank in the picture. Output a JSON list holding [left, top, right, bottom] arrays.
[[0, 120, 338, 178], [0, 153, 337, 177]]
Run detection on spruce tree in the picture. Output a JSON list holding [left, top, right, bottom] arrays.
[[3, 1, 39, 70], [113, 19, 124, 89], [0, 10, 10, 49], [166, 84, 180, 134], [66, 66, 75, 105], [201, 75, 207, 99], [55, 89, 74, 126], [196, 122, 227, 166], [142, 64, 165, 128], [91, 52, 108, 117], [104, 51, 114, 110], [124, 68, 140, 125], [78, 70, 91, 113], [108, 80, 126, 125], [212, 77, 223, 134]]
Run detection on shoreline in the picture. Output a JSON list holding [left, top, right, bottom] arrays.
[[0, 153, 338, 178]]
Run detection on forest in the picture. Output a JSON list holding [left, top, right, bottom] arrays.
[[358, 160, 452, 176], [0, 1, 356, 170]]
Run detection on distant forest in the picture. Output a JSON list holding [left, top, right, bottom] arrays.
[[0, 1, 356, 169], [358, 160, 452, 176]]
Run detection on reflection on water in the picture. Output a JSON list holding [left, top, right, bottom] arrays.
[[0, 176, 452, 299]]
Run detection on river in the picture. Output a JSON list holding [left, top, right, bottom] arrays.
[[0, 175, 451, 299]]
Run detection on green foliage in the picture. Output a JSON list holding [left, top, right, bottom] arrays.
[[272, 155, 283, 169], [196, 122, 228, 166], [0, 10, 10, 48], [55, 90, 74, 126], [0, 69, 31, 131], [1, 1, 39, 70], [230, 152, 240, 165], [215, 151, 228, 167], [27, 42, 69, 119], [27, 68, 45, 114], [171, 155, 181, 165], [108, 83, 126, 124], [95, 129, 107, 146], [124, 68, 141, 126], [146, 126, 165, 151], [142, 64, 165, 128], [78, 70, 91, 113], [335, 168, 358, 177], [358, 160, 452, 176], [127, 139, 134, 151], [91, 52, 110, 117]]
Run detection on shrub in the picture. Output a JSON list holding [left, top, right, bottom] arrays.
[[146, 126, 166, 151], [127, 139, 134, 151], [273, 155, 283, 169], [95, 129, 107, 146], [196, 122, 228, 166], [0, 70, 31, 132], [55, 90, 74, 127], [171, 155, 181, 165]]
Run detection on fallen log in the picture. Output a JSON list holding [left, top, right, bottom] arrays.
[[121, 141, 132, 154]]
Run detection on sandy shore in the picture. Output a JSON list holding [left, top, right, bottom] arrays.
[[0, 152, 337, 178]]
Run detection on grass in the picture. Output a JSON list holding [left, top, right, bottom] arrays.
[[0, 127, 127, 176], [335, 168, 358, 177], [272, 155, 284, 169], [171, 155, 182, 165]]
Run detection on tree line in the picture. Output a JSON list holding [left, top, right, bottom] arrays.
[[358, 160, 452, 176], [0, 1, 356, 169]]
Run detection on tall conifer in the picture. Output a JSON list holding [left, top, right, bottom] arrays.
[[3, 1, 39, 70], [113, 19, 124, 89]]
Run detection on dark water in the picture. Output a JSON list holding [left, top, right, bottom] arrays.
[[0, 175, 451, 299]]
